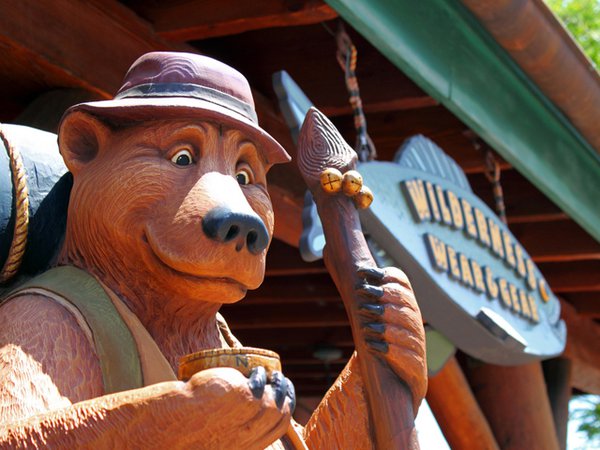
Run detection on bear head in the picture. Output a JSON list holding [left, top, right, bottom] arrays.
[[56, 52, 290, 310]]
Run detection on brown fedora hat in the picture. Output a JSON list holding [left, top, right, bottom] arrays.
[[60, 52, 290, 165]]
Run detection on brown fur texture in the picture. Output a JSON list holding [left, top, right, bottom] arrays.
[[304, 354, 373, 450], [0, 114, 426, 448]]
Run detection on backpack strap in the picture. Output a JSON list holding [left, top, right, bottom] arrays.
[[4, 265, 143, 394]]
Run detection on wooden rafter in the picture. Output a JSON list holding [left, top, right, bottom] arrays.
[[126, 0, 339, 42], [320, 96, 438, 117], [0, 0, 171, 98], [561, 292, 600, 319], [540, 261, 600, 293], [511, 220, 600, 263]]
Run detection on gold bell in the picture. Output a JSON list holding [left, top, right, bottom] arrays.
[[342, 170, 363, 196], [354, 186, 374, 209], [320, 168, 343, 194]]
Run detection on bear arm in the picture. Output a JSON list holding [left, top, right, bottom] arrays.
[[303, 352, 374, 450], [0, 296, 291, 448], [0, 293, 104, 421], [0, 367, 291, 449]]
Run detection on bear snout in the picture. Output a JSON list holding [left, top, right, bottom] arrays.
[[202, 207, 269, 255]]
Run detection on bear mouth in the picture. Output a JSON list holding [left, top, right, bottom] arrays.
[[142, 230, 246, 289]]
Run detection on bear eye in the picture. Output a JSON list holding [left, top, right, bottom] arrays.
[[236, 168, 252, 185], [171, 149, 194, 166]]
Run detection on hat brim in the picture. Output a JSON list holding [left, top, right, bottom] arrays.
[[61, 96, 291, 165]]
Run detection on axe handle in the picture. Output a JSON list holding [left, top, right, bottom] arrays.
[[297, 108, 419, 449]]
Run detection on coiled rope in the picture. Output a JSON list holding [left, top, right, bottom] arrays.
[[0, 126, 29, 283]]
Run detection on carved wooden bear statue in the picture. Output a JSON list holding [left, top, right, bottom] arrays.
[[0, 52, 426, 449]]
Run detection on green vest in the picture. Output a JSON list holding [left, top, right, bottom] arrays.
[[3, 266, 143, 394]]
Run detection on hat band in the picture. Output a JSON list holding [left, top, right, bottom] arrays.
[[115, 83, 258, 124]]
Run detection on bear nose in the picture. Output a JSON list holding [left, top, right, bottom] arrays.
[[202, 207, 269, 255]]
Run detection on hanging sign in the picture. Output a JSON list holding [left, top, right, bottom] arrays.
[[359, 135, 565, 365], [272, 70, 564, 364]]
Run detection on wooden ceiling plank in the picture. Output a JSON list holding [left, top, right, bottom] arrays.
[[321, 96, 438, 117], [561, 292, 600, 318], [512, 220, 600, 263], [468, 169, 562, 221], [539, 261, 600, 293], [0, 0, 173, 97], [127, 0, 338, 42], [265, 239, 326, 275], [507, 213, 568, 225], [223, 302, 348, 329], [231, 326, 354, 349]]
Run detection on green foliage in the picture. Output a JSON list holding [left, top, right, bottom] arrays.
[[571, 396, 600, 445], [546, 0, 600, 67]]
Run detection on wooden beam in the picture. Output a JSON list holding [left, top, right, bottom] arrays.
[[510, 220, 600, 263], [561, 300, 600, 394], [283, 364, 347, 379], [265, 239, 326, 276], [561, 292, 600, 319], [127, 0, 338, 42], [330, 107, 487, 170], [507, 213, 568, 225], [241, 273, 340, 305], [222, 302, 349, 329], [467, 169, 563, 222], [543, 358, 572, 450], [539, 261, 600, 293], [0, 0, 172, 98], [464, 361, 560, 450], [230, 326, 354, 350], [427, 357, 499, 450], [276, 347, 354, 366], [199, 22, 429, 119], [320, 96, 438, 117]]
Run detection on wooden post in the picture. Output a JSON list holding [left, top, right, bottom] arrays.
[[427, 357, 499, 450], [543, 358, 572, 450], [464, 361, 560, 450]]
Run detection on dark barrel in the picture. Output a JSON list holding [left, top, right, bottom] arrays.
[[0, 124, 71, 284]]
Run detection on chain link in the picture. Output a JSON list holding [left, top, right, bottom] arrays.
[[335, 24, 376, 162]]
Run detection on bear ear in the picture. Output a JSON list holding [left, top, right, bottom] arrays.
[[58, 111, 110, 175]]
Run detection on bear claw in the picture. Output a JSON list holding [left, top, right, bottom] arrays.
[[366, 339, 389, 354], [357, 266, 385, 281], [359, 303, 385, 316], [356, 284, 384, 299]]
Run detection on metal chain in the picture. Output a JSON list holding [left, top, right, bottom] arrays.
[[335, 24, 376, 162], [482, 147, 507, 225], [0, 125, 29, 283]]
